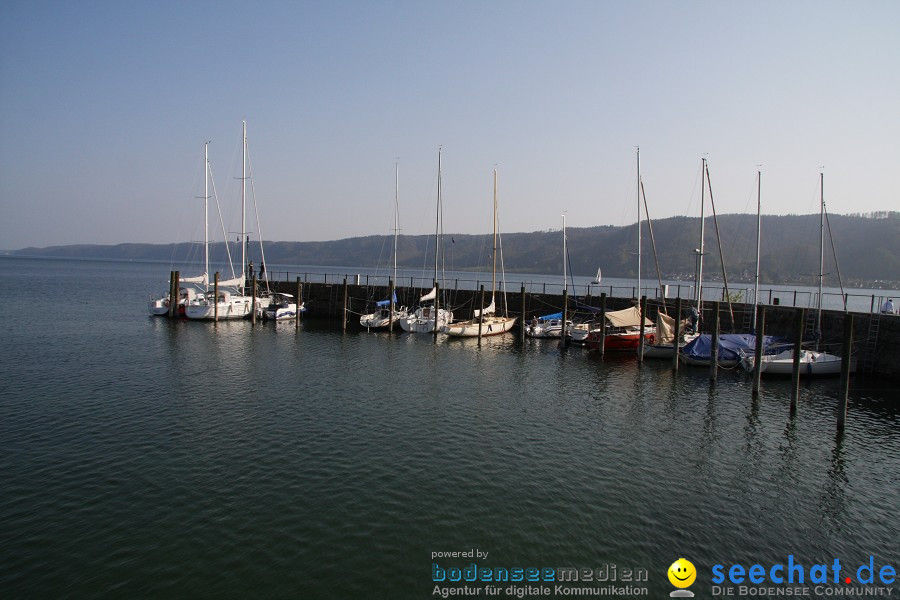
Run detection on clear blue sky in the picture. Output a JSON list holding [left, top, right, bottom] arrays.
[[1, 0, 898, 249]]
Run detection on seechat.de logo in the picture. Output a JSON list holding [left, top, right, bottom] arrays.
[[668, 558, 697, 597]]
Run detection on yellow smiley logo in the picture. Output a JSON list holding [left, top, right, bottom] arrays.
[[668, 558, 697, 588]]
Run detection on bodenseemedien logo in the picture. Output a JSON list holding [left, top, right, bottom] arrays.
[[668, 558, 697, 597]]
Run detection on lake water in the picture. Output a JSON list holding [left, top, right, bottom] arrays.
[[1, 257, 897, 599]]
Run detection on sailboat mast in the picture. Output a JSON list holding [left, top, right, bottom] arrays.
[[491, 169, 498, 302], [241, 120, 247, 294], [204, 141, 209, 290], [697, 158, 707, 306], [562, 213, 566, 296], [636, 147, 641, 299], [818, 171, 825, 338], [434, 148, 441, 286], [753, 170, 761, 329], [394, 160, 399, 285]]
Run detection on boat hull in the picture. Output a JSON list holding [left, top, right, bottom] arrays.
[[443, 316, 517, 337], [741, 349, 856, 376], [185, 297, 252, 320], [586, 331, 654, 351], [399, 307, 453, 333]]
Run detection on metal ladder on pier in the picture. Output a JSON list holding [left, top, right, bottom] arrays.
[[741, 304, 754, 332], [862, 312, 881, 374], [803, 310, 819, 343]]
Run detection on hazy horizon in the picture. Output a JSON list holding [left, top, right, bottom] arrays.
[[2, 1, 898, 249]]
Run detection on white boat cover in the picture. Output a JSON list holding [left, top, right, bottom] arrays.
[[179, 274, 208, 285], [605, 306, 653, 328], [474, 300, 495, 317], [420, 287, 436, 302], [216, 274, 244, 288]]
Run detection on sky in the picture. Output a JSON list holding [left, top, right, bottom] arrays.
[[1, 0, 898, 249]]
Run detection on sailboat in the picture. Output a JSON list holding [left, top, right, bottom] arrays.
[[741, 172, 855, 376], [443, 169, 516, 337], [149, 142, 213, 316], [590, 267, 602, 285], [360, 161, 409, 329], [185, 121, 257, 320], [399, 148, 453, 333], [527, 215, 571, 339], [586, 148, 654, 351]]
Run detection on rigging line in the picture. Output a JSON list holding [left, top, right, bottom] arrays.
[[727, 172, 760, 267], [244, 138, 270, 294], [823, 204, 847, 310], [207, 162, 237, 280], [705, 164, 735, 329], [640, 177, 666, 315]]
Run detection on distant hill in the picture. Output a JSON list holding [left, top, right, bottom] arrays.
[[12, 212, 900, 287]]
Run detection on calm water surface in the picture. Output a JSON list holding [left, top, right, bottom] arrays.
[[1, 257, 897, 599]]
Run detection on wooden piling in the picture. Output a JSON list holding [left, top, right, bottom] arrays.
[[251, 275, 257, 325], [838, 314, 853, 431], [638, 295, 647, 363], [752, 305, 765, 396], [168, 271, 177, 318], [389, 278, 395, 333], [295, 276, 301, 328], [214, 272, 219, 324], [342, 277, 348, 333], [790, 307, 804, 415], [520, 284, 526, 343], [433, 282, 441, 340], [477, 285, 485, 344], [710, 301, 719, 381], [672, 296, 682, 372], [598, 293, 607, 357]]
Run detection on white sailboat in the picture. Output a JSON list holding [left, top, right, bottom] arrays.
[[590, 267, 602, 285], [741, 172, 854, 376], [527, 214, 569, 339], [149, 142, 213, 316], [185, 121, 256, 320], [400, 148, 453, 333], [260, 292, 304, 321], [360, 161, 409, 329], [443, 169, 516, 337]]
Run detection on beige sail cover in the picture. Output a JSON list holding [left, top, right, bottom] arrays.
[[656, 312, 675, 344], [604, 306, 653, 328]]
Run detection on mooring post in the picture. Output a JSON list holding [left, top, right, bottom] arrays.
[[251, 276, 257, 325], [710, 301, 719, 381], [295, 276, 301, 328], [166, 271, 175, 318], [170, 271, 180, 318], [520, 284, 526, 343], [433, 281, 440, 340], [672, 296, 682, 372], [752, 305, 765, 396], [790, 307, 804, 415], [838, 314, 853, 431], [638, 296, 647, 363], [388, 278, 395, 333], [477, 284, 485, 345], [214, 272, 219, 324], [561, 288, 569, 349], [342, 277, 348, 333], [599, 293, 607, 357]]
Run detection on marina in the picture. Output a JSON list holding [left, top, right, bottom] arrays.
[[1, 256, 898, 598]]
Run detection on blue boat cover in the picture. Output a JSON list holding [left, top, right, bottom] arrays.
[[375, 292, 398, 307], [538, 312, 563, 321], [681, 334, 784, 362]]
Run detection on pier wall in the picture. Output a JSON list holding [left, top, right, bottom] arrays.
[[268, 280, 900, 380]]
